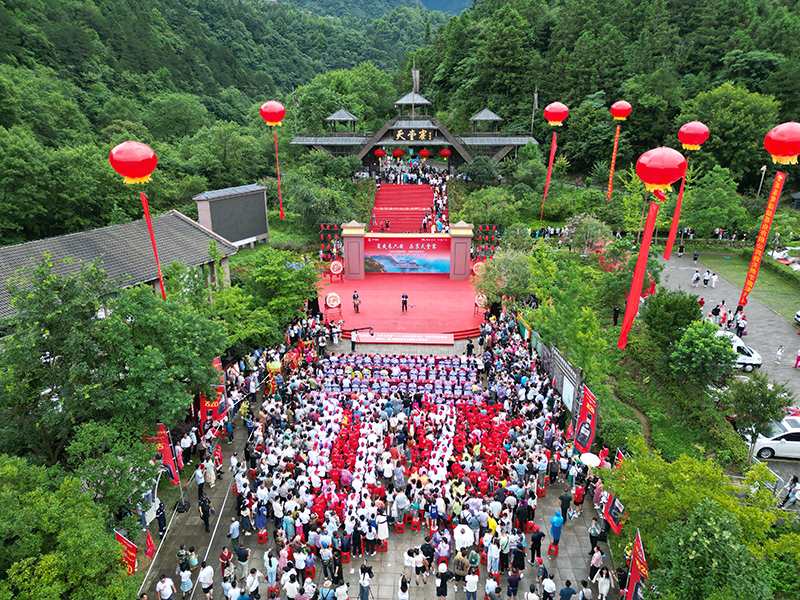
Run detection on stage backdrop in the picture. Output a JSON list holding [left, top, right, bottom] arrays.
[[364, 235, 451, 274]]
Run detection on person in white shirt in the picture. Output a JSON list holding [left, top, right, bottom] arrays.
[[156, 575, 177, 600], [198, 562, 215, 599], [245, 568, 263, 598]]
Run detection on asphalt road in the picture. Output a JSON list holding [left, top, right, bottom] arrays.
[[659, 253, 800, 399]]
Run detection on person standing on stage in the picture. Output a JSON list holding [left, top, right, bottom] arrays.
[[401, 293, 409, 313], [353, 291, 360, 313]]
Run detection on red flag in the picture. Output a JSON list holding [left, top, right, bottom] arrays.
[[619, 197, 661, 349], [739, 171, 785, 307], [566, 421, 574, 439], [155, 424, 180, 485], [615, 448, 625, 469], [145, 531, 156, 558], [114, 530, 138, 575], [625, 531, 649, 600], [574, 385, 597, 453], [606, 124, 621, 200], [540, 131, 558, 221]]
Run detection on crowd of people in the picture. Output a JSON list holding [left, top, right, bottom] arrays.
[[151, 309, 627, 600]]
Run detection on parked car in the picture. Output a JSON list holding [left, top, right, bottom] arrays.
[[753, 417, 800, 459], [714, 330, 762, 372]]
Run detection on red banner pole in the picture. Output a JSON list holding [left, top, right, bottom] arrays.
[[739, 171, 785, 308], [140, 193, 166, 300], [540, 131, 558, 221], [274, 131, 284, 220], [663, 160, 688, 260], [606, 124, 620, 200], [618, 195, 661, 349]]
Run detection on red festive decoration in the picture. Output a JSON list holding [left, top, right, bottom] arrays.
[[419, 149, 431, 158], [439, 148, 452, 158], [544, 102, 569, 126], [635, 147, 687, 192], [374, 148, 386, 158], [260, 101, 286, 126], [678, 121, 710, 151], [764, 122, 800, 164], [109, 141, 158, 184], [610, 101, 632, 121], [393, 149, 405, 158]]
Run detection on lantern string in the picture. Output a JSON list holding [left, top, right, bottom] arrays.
[[274, 130, 284, 220]]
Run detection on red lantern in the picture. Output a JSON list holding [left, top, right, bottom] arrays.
[[764, 122, 800, 164], [320, 234, 324, 240], [544, 102, 569, 126], [492, 225, 496, 231], [439, 148, 452, 158], [678, 121, 710, 151], [636, 147, 687, 192], [260, 101, 286, 126], [374, 148, 386, 158], [109, 141, 158, 184], [419, 149, 431, 158], [610, 101, 632, 121], [393, 149, 405, 158]]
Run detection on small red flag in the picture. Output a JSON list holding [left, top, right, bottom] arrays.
[[145, 531, 156, 558]]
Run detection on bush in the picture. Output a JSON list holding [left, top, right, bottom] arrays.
[[598, 415, 641, 453]]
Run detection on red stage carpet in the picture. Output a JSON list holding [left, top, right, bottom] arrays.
[[370, 183, 447, 233], [320, 273, 483, 340]]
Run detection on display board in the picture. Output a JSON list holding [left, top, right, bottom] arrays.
[[364, 234, 451, 274]]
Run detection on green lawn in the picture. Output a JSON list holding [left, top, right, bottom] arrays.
[[695, 250, 799, 322]]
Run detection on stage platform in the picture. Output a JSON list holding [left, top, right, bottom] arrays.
[[319, 273, 483, 341]]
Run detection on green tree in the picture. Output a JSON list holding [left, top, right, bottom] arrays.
[[676, 84, 780, 187], [0, 455, 138, 600], [454, 187, 521, 229], [681, 166, 750, 238], [725, 372, 795, 462], [473, 246, 555, 308], [642, 287, 703, 350], [564, 212, 611, 254], [670, 321, 737, 384], [462, 156, 500, 187], [144, 93, 213, 141]]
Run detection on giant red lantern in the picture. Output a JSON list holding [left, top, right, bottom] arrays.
[[392, 149, 405, 158], [419, 149, 431, 159], [618, 147, 687, 350], [109, 141, 158, 184], [260, 101, 286, 219], [741, 122, 800, 314], [764, 122, 800, 164], [108, 141, 165, 300], [678, 121, 710, 150], [260, 101, 286, 126], [374, 148, 386, 158], [610, 101, 632, 121], [665, 122, 710, 259], [606, 101, 631, 201], [439, 148, 452, 158], [540, 102, 569, 221]]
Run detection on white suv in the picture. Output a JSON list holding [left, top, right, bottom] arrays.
[[754, 417, 800, 459]]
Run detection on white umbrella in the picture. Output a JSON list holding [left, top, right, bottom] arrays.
[[580, 452, 601, 468]]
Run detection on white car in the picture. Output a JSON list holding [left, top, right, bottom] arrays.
[[714, 330, 762, 372], [754, 417, 800, 459]]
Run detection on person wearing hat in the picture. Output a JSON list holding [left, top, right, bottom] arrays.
[[320, 581, 335, 600], [436, 562, 454, 600]]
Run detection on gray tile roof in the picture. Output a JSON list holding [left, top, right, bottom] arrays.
[[395, 92, 432, 106], [460, 136, 539, 145], [393, 120, 436, 128], [193, 184, 266, 201], [470, 109, 503, 122], [0, 210, 238, 319], [290, 136, 370, 145], [325, 109, 359, 122]]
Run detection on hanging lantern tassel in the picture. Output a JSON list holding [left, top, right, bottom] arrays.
[[274, 130, 284, 220], [540, 131, 558, 221]]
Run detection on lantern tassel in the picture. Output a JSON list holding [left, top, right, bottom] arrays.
[[274, 131, 284, 220], [540, 131, 557, 221], [770, 155, 798, 165], [606, 124, 621, 201], [123, 174, 153, 185], [140, 192, 166, 300], [664, 162, 688, 260]]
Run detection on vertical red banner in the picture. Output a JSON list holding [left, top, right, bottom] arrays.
[[200, 357, 228, 434], [540, 131, 558, 221], [139, 193, 166, 300], [574, 385, 597, 453], [602, 494, 627, 535], [606, 124, 620, 200], [156, 423, 180, 485], [114, 530, 138, 575], [618, 200, 660, 349], [625, 531, 649, 600], [739, 171, 785, 307], [274, 131, 284, 219], [145, 531, 156, 558], [663, 171, 687, 260]]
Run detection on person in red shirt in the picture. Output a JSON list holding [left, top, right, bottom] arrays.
[[573, 485, 585, 517]]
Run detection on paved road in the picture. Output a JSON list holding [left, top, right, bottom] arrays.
[[659, 253, 800, 398]]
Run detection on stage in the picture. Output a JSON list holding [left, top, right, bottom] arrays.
[[319, 273, 484, 341]]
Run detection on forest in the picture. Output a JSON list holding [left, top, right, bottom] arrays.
[[1, 0, 800, 246]]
